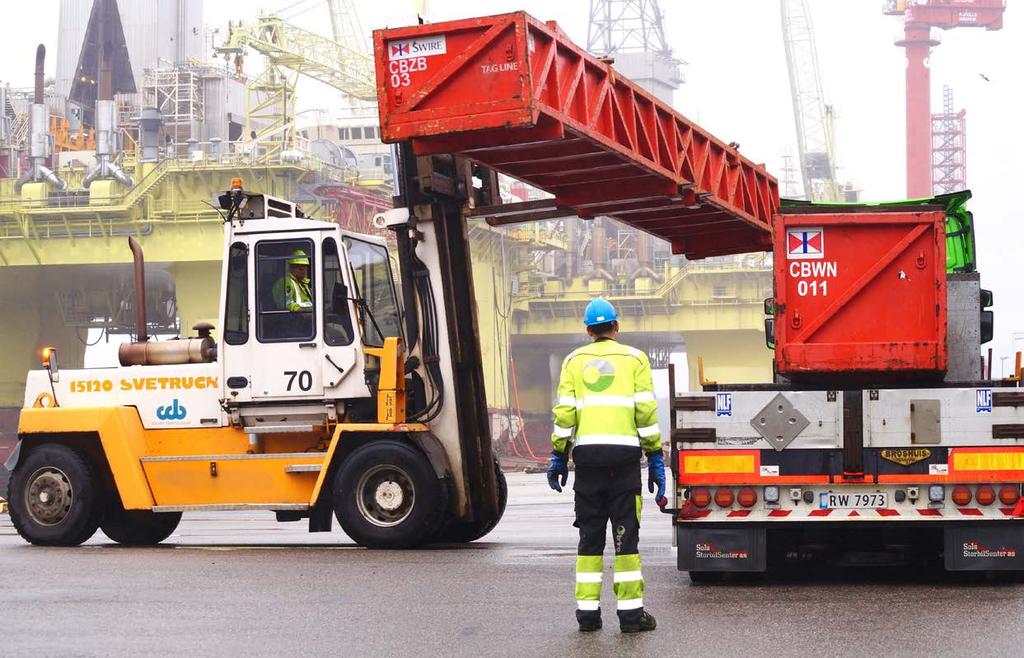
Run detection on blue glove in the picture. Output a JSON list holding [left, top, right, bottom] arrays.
[[547, 452, 568, 493], [647, 452, 666, 505]]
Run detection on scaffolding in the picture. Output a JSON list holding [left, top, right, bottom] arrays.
[[142, 66, 205, 149], [931, 85, 966, 195]]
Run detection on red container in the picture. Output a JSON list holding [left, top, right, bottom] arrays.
[[372, 12, 778, 259], [773, 208, 947, 377]]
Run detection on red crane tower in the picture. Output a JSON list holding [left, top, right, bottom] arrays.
[[884, 0, 1004, 198]]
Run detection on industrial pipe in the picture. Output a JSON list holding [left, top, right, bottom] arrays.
[[15, 43, 67, 192], [632, 231, 661, 281], [82, 100, 135, 188], [587, 218, 614, 282], [138, 107, 162, 163], [34, 44, 44, 104]]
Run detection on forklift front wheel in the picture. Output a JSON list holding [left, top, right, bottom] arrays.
[[333, 440, 446, 549], [8, 443, 102, 546]]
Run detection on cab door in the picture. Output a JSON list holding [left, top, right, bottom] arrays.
[[319, 234, 365, 399], [245, 234, 325, 400]]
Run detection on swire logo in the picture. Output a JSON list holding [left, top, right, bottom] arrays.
[[156, 399, 187, 421]]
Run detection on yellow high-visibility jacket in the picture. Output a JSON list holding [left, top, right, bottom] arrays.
[[273, 274, 313, 312], [550, 338, 661, 466]]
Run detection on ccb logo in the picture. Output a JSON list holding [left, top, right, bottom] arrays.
[[156, 399, 187, 421]]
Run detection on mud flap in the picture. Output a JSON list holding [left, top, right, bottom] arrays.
[[944, 524, 1024, 571], [677, 525, 767, 572]]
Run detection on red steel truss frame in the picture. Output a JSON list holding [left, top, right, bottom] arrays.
[[373, 12, 778, 259]]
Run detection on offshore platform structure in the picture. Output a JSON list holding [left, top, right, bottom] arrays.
[[0, 0, 391, 477], [884, 0, 1004, 198]]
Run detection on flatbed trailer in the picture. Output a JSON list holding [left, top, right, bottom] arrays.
[[670, 197, 1024, 577]]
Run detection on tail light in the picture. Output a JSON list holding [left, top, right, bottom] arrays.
[[975, 484, 996, 506], [690, 487, 711, 508], [714, 488, 734, 508], [951, 485, 972, 506], [999, 485, 1021, 506], [737, 487, 758, 508]]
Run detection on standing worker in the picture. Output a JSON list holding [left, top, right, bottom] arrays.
[[547, 298, 666, 633]]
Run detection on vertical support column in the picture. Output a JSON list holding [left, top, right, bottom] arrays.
[[898, 26, 939, 199]]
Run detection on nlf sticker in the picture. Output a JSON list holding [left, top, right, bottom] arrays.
[[786, 227, 824, 259], [716, 393, 733, 417], [976, 388, 993, 414]]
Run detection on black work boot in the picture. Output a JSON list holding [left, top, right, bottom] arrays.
[[620, 610, 656, 634], [577, 609, 603, 632]]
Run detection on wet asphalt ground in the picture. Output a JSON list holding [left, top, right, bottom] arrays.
[[2, 472, 1024, 657]]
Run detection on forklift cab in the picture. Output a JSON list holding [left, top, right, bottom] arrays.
[[216, 182, 403, 407]]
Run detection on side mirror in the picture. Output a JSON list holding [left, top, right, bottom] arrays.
[[764, 318, 776, 350], [763, 297, 775, 316], [980, 288, 994, 345], [42, 347, 59, 383], [980, 310, 994, 345]]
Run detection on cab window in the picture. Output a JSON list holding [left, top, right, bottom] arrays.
[[223, 242, 249, 345], [255, 239, 315, 342], [322, 238, 354, 346], [343, 237, 401, 347]]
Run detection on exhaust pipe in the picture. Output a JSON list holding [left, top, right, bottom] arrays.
[[118, 237, 216, 367], [128, 236, 148, 343]]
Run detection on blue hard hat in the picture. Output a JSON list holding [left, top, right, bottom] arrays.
[[584, 298, 618, 327]]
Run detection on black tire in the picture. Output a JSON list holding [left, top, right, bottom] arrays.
[[688, 571, 725, 585], [8, 444, 102, 546], [333, 440, 445, 549], [101, 508, 182, 546], [433, 459, 508, 544]]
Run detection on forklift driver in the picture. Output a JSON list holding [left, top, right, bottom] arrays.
[[274, 250, 313, 312]]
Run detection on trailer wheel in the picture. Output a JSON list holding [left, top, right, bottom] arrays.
[[101, 508, 182, 546], [333, 440, 445, 548], [433, 458, 508, 544], [8, 443, 102, 546]]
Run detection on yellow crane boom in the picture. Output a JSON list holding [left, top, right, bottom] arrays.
[[216, 12, 376, 102]]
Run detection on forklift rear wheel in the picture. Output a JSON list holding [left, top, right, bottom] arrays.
[[333, 440, 445, 549], [433, 458, 508, 543], [8, 443, 102, 546], [101, 508, 182, 546]]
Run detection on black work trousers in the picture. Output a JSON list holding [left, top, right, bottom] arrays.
[[573, 462, 644, 624]]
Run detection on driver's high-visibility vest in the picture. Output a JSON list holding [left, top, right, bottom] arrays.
[[274, 274, 313, 312], [550, 338, 661, 466]]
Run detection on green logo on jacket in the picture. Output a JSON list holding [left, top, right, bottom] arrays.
[[582, 359, 616, 392]]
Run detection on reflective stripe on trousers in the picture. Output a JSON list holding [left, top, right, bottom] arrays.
[[575, 555, 602, 610], [574, 554, 645, 611], [613, 553, 644, 611]]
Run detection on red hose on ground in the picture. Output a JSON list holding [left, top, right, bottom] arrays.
[[509, 356, 545, 462]]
